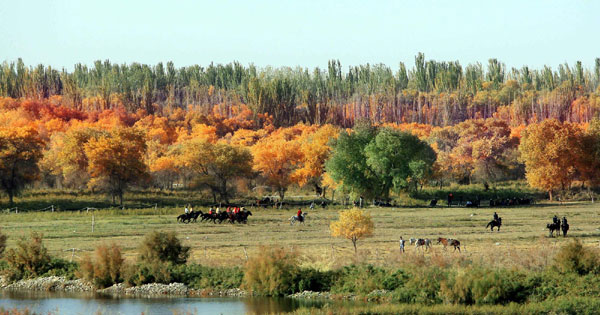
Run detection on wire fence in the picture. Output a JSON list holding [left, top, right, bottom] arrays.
[[1, 203, 158, 214]]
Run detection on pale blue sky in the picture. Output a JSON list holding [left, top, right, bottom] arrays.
[[1, 0, 599, 71]]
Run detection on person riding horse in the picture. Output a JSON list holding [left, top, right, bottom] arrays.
[[296, 208, 303, 222], [493, 212, 499, 222], [553, 215, 559, 225]]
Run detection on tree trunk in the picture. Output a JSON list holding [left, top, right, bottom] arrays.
[[549, 190, 553, 201], [119, 191, 123, 206], [8, 190, 14, 205], [279, 189, 285, 209], [352, 237, 357, 254]]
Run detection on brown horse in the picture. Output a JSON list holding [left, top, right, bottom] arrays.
[[437, 237, 461, 252]]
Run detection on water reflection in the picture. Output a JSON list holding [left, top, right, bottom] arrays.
[[0, 291, 338, 315]]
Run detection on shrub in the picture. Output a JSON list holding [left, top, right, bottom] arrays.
[[295, 268, 338, 293], [170, 264, 244, 290], [139, 231, 190, 265], [553, 239, 600, 275], [441, 267, 529, 305], [44, 258, 78, 279], [125, 260, 172, 286], [242, 246, 299, 296], [0, 228, 6, 258], [4, 232, 52, 280], [392, 266, 447, 304], [79, 243, 127, 288], [331, 264, 407, 295]]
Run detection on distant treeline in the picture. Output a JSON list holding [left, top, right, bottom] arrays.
[[1, 54, 600, 127]]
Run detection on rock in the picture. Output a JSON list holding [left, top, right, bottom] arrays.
[[0, 276, 93, 292]]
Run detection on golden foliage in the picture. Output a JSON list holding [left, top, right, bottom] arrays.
[[330, 208, 374, 253]]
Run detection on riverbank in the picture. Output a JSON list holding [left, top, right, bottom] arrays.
[[0, 276, 246, 298], [0, 276, 385, 301]]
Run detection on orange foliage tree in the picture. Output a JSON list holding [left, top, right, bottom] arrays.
[[293, 125, 339, 196], [252, 130, 304, 205], [0, 126, 45, 204], [519, 120, 583, 200], [180, 139, 253, 203], [84, 127, 149, 205]]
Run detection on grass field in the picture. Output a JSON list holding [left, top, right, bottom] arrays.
[[2, 193, 599, 270]]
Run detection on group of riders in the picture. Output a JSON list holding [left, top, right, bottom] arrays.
[[489, 211, 568, 236], [178, 204, 251, 224]]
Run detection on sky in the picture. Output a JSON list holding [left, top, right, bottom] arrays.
[[1, 0, 599, 71]]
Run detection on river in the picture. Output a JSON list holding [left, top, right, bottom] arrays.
[[0, 291, 336, 315]]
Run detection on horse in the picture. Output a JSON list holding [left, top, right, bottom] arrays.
[[237, 210, 252, 224], [177, 213, 190, 223], [290, 213, 307, 225], [189, 211, 202, 223], [486, 217, 502, 231], [200, 212, 213, 222], [562, 222, 569, 237], [414, 238, 431, 251], [437, 237, 461, 252], [547, 222, 561, 237], [213, 212, 229, 224]]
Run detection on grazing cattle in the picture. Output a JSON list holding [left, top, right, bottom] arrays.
[[438, 237, 461, 252]]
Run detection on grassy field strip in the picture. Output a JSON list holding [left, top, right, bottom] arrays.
[[2, 202, 599, 267]]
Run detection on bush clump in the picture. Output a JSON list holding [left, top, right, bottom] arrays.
[[553, 239, 600, 275], [331, 264, 407, 295], [441, 267, 529, 305], [242, 246, 299, 296], [170, 264, 244, 290], [139, 231, 190, 265], [79, 243, 127, 288], [0, 228, 6, 258], [4, 232, 52, 280], [126, 231, 189, 286]]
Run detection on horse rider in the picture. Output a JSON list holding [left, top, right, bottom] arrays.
[[297, 208, 303, 222], [189, 206, 194, 214], [209, 206, 214, 216], [184, 205, 189, 214], [493, 211, 499, 222], [562, 216, 568, 226], [553, 215, 559, 225]]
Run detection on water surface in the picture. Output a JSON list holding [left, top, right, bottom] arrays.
[[0, 291, 333, 315]]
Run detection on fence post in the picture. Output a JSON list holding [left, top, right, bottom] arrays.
[[51, 205, 54, 212], [92, 215, 95, 233]]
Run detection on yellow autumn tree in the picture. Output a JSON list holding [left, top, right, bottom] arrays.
[[180, 138, 253, 203], [519, 119, 583, 201], [252, 132, 303, 205], [330, 208, 374, 254], [84, 127, 148, 205], [0, 126, 45, 204], [294, 124, 339, 195]]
